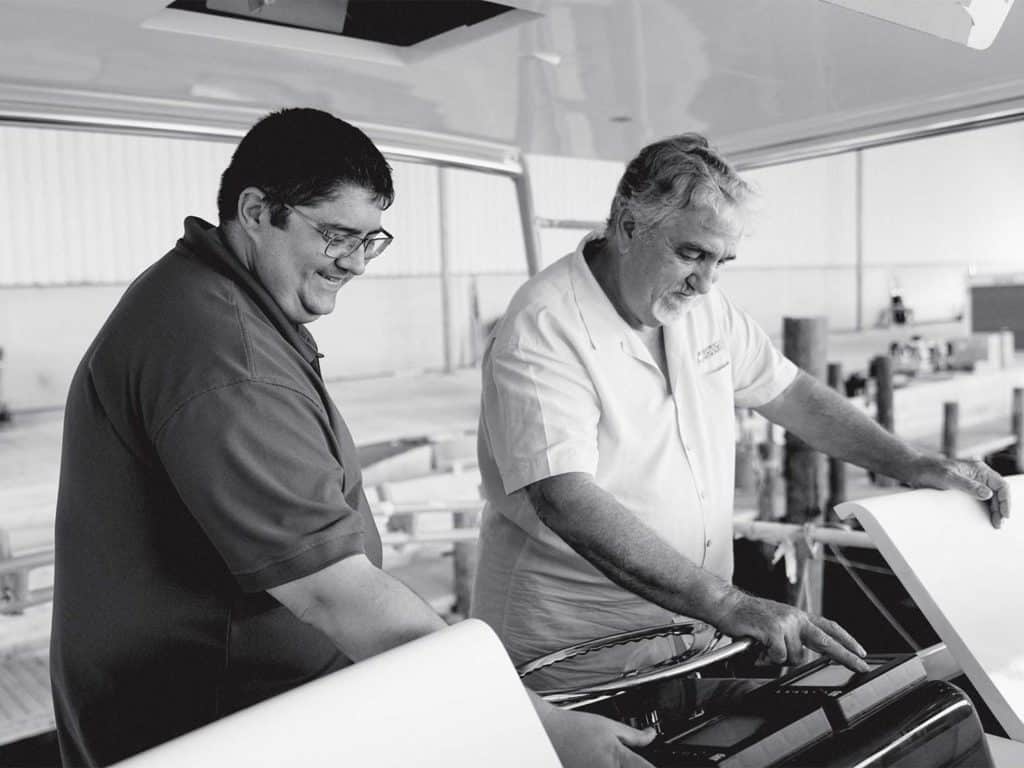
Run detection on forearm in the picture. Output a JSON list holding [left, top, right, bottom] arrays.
[[269, 554, 446, 662], [757, 372, 927, 483], [528, 473, 736, 625], [529, 473, 873, 673]]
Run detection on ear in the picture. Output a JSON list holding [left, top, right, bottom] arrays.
[[614, 212, 636, 252], [237, 187, 268, 234]]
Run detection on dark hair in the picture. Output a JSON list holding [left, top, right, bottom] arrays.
[[217, 108, 394, 225]]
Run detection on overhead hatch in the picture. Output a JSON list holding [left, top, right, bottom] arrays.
[[171, 0, 515, 46], [146, 1, 539, 62]]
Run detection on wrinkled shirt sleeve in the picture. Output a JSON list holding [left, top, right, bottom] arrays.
[[720, 293, 799, 409], [154, 380, 366, 592], [484, 315, 601, 495]]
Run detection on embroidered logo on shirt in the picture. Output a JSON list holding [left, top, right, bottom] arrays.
[[696, 340, 723, 364]]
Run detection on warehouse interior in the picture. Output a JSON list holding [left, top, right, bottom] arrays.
[[2, 1, 1024, 766]]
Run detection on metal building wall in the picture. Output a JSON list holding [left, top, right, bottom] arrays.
[[440, 168, 529, 368], [375, 162, 441, 277], [0, 125, 231, 285], [0, 125, 446, 285], [524, 153, 623, 271], [0, 124, 528, 409]]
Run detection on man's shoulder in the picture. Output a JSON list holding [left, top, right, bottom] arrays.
[[106, 248, 247, 352], [495, 254, 582, 348], [85, 249, 284, 405]]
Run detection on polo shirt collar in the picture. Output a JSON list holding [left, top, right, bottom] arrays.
[[568, 232, 648, 362], [180, 216, 323, 371]]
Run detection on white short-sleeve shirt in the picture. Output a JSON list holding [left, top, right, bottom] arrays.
[[471, 234, 798, 686]]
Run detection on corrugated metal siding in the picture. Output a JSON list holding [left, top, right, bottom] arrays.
[[441, 168, 527, 274], [0, 128, 444, 285], [0, 125, 529, 406], [734, 154, 859, 332], [539, 227, 590, 269], [862, 121, 1024, 267], [376, 161, 441, 276], [525, 153, 623, 223], [0, 125, 231, 285], [742, 155, 858, 269]]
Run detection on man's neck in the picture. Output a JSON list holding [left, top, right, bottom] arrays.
[[220, 221, 257, 273], [584, 240, 645, 330], [584, 241, 668, 379]]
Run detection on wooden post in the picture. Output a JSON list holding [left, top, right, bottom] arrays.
[[1013, 388, 1024, 472], [0, 529, 27, 616], [452, 508, 480, 619], [438, 170, 456, 373], [871, 355, 897, 487], [755, 421, 782, 567], [826, 363, 847, 521], [783, 317, 828, 615], [942, 401, 960, 459], [757, 423, 780, 522], [871, 355, 894, 432]]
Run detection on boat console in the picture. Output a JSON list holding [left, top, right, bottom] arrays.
[[578, 654, 990, 767], [522, 475, 1024, 766]]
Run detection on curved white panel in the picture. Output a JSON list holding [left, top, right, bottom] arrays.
[[114, 619, 561, 768], [836, 478, 1024, 741]]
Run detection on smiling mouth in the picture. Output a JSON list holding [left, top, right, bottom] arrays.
[[318, 271, 347, 285]]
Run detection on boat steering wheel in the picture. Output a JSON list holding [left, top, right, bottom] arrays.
[[516, 621, 755, 709]]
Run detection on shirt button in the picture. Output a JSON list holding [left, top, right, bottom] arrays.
[[705, 539, 712, 549]]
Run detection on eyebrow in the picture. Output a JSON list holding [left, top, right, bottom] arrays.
[[321, 221, 385, 237], [677, 241, 736, 261]]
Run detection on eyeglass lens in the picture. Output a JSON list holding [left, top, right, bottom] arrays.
[[327, 234, 392, 260]]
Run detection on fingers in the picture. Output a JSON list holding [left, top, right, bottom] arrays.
[[959, 460, 1009, 528], [611, 724, 656, 768], [943, 460, 993, 500], [760, 628, 789, 665], [812, 615, 867, 657], [732, 597, 870, 670], [613, 724, 657, 749], [978, 465, 1010, 527], [618, 746, 657, 768], [783, 627, 808, 668], [934, 459, 1010, 528], [804, 617, 870, 672]]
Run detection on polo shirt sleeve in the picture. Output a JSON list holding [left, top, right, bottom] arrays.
[[485, 313, 601, 495], [719, 292, 799, 409], [153, 379, 365, 592]]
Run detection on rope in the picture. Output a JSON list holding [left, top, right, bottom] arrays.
[[827, 544, 920, 651]]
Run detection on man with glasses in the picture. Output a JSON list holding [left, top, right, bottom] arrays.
[[52, 109, 653, 767]]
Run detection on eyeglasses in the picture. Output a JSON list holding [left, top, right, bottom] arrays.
[[285, 204, 394, 262]]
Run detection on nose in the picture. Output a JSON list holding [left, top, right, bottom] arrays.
[[338, 245, 366, 277], [687, 261, 716, 294]]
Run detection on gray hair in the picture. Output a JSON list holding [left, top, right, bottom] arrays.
[[606, 134, 754, 234]]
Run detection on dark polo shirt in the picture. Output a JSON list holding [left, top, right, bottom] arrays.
[[51, 217, 383, 767]]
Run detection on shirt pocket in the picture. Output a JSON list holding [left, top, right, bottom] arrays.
[[696, 359, 736, 442], [699, 358, 732, 376]]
